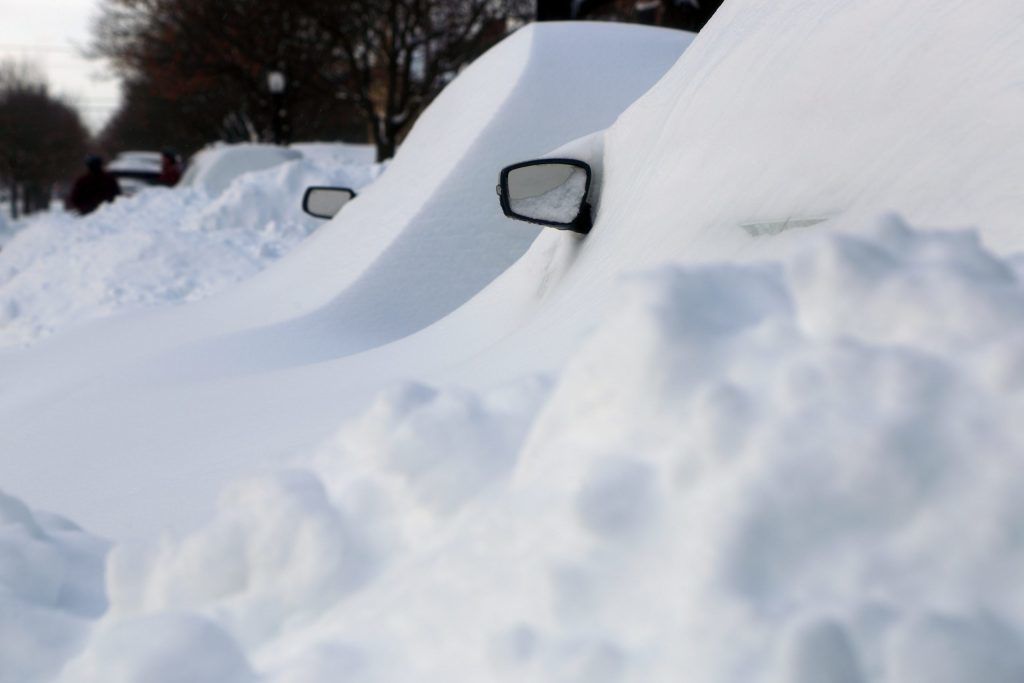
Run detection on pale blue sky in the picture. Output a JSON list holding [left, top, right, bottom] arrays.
[[0, 0, 120, 131]]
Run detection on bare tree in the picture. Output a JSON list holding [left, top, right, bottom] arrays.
[[307, 0, 531, 160], [93, 0, 530, 161], [93, 0, 326, 145], [0, 61, 90, 218], [536, 0, 573, 20]]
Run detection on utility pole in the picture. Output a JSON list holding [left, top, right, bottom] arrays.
[[267, 70, 288, 145]]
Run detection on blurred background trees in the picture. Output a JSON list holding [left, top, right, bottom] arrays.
[[92, 0, 722, 162], [93, 0, 533, 161], [2, 0, 726, 220], [307, 0, 531, 160], [0, 61, 91, 218], [573, 0, 725, 30], [536, 0, 725, 29]]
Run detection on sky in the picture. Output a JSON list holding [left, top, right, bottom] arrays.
[[0, 0, 121, 132]]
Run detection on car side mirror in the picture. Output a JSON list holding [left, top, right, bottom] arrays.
[[302, 186, 357, 219], [497, 159, 592, 234]]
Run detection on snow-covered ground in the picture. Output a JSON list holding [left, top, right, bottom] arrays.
[[3, 3, 1024, 681], [0, 144, 379, 348]]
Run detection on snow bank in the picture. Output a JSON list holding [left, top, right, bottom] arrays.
[[0, 490, 107, 683], [180, 144, 303, 198], [0, 152, 378, 348], [291, 142, 377, 167], [60, 218, 1024, 681], [181, 143, 377, 200]]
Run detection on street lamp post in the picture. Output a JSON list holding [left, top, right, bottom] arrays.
[[267, 70, 288, 145], [537, 0, 573, 20]]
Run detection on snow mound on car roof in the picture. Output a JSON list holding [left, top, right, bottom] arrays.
[[457, 0, 1024, 374], [181, 144, 303, 198], [591, 0, 1024, 264]]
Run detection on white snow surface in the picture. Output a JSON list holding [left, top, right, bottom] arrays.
[[1, 5, 1023, 681], [51, 218, 1024, 683], [0, 490, 108, 683]]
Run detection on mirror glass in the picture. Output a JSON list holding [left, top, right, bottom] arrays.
[[303, 187, 356, 219], [506, 163, 588, 224]]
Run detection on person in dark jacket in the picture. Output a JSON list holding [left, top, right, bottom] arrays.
[[67, 155, 121, 215], [159, 148, 182, 187]]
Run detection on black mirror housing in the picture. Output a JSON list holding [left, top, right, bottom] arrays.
[[302, 186, 357, 219], [497, 159, 593, 234]]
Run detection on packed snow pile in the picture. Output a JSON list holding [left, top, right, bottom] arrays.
[[292, 142, 377, 167], [0, 149, 379, 348], [179, 144, 303, 198], [53, 218, 1024, 682], [0, 490, 107, 683], [180, 143, 375, 198]]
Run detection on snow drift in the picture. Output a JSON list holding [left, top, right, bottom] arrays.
[[180, 144, 302, 198]]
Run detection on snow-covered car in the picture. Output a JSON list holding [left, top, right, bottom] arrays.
[[107, 150, 163, 195], [4, 3, 1024, 681]]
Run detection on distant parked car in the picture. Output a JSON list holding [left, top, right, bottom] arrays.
[[107, 151, 163, 196]]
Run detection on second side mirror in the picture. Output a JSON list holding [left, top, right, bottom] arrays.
[[302, 186, 357, 219]]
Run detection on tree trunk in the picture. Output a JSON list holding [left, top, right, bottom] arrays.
[[375, 136, 396, 162], [537, 0, 573, 20]]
